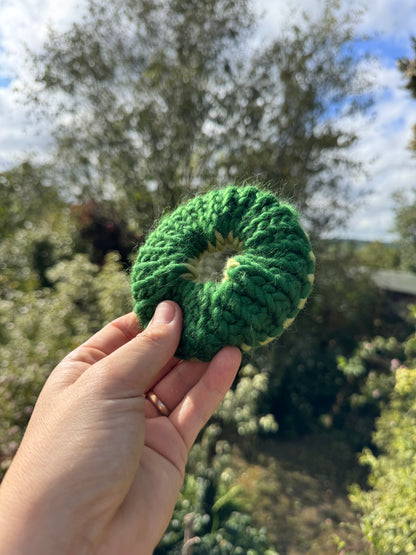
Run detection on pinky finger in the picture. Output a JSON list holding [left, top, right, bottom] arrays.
[[170, 346, 241, 450]]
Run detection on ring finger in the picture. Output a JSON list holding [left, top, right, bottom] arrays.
[[144, 359, 209, 418]]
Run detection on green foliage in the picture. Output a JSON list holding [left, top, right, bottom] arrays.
[[336, 301, 416, 442], [404, 305, 416, 366], [216, 5, 373, 234], [398, 37, 416, 151], [156, 358, 279, 552], [0, 206, 77, 292], [266, 241, 382, 436], [24, 0, 374, 236], [340, 311, 416, 550], [0, 162, 62, 239], [336, 334, 404, 447], [395, 41, 416, 269], [356, 240, 400, 270], [398, 37, 416, 100], [350, 367, 416, 553], [159, 505, 277, 554], [217, 364, 278, 436], [26, 0, 255, 229], [0, 251, 131, 474], [391, 188, 416, 272], [156, 422, 278, 554]]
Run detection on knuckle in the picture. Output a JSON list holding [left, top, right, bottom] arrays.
[[137, 326, 168, 350]]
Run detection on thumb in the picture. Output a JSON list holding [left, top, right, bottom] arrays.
[[90, 301, 183, 398]]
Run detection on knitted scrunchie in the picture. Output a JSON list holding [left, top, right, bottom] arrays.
[[131, 185, 315, 361]]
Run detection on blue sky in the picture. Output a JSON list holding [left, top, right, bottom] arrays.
[[1, 0, 416, 241], [0, 44, 11, 87], [362, 37, 412, 67]]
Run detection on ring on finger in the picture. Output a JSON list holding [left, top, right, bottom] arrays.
[[146, 391, 171, 417]]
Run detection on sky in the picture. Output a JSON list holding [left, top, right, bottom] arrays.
[[1, 0, 416, 242]]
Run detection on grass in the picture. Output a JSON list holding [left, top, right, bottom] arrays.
[[231, 431, 372, 554]]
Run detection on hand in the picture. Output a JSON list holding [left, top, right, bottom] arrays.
[[0, 301, 241, 554]]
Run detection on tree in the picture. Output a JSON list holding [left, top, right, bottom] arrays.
[[26, 0, 254, 231], [0, 161, 62, 239], [391, 188, 416, 272], [399, 37, 416, 152], [212, 5, 373, 235], [24, 0, 373, 236], [396, 41, 416, 272]]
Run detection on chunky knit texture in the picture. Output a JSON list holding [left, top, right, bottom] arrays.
[[131, 185, 315, 361]]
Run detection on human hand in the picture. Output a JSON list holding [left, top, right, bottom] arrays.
[[0, 301, 241, 554]]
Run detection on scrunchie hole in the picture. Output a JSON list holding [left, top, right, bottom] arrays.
[[181, 230, 244, 284]]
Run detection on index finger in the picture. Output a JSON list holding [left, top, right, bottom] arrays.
[[60, 312, 141, 368]]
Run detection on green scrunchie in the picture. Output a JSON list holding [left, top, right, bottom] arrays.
[[131, 185, 315, 361]]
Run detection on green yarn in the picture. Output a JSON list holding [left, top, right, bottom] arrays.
[[131, 185, 315, 361]]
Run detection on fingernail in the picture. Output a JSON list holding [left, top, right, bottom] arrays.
[[153, 301, 176, 325]]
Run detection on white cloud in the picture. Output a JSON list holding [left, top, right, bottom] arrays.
[[0, 0, 82, 77], [0, 86, 53, 168], [0, 0, 83, 167], [339, 64, 416, 241], [354, 0, 416, 39], [255, 0, 416, 41]]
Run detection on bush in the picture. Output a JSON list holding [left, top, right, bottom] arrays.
[[0, 252, 132, 474], [156, 423, 278, 554], [350, 367, 416, 553], [266, 241, 384, 437]]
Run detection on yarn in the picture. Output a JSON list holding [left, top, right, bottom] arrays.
[[131, 185, 315, 361]]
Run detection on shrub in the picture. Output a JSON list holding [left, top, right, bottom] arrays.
[[350, 367, 416, 553], [0, 252, 131, 474]]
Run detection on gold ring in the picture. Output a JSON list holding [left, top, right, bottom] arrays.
[[146, 391, 170, 417]]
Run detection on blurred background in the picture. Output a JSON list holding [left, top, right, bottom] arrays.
[[1, 0, 416, 553]]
